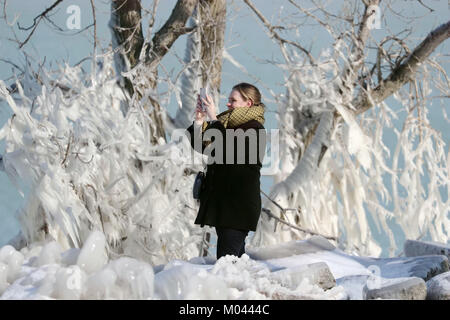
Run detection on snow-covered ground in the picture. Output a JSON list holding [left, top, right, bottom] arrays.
[[1, 231, 448, 300]]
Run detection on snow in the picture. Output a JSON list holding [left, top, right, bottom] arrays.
[[2, 233, 446, 300]]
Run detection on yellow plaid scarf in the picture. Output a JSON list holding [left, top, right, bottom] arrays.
[[202, 104, 265, 132]]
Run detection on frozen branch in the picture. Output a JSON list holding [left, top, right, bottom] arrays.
[[338, 0, 380, 105], [262, 208, 337, 241], [355, 20, 450, 114]]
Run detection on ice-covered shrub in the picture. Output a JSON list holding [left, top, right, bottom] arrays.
[[252, 38, 449, 257], [0, 53, 203, 264]]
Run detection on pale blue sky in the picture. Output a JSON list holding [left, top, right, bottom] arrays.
[[0, 1, 448, 251]]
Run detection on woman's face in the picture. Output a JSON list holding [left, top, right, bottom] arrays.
[[226, 89, 252, 110]]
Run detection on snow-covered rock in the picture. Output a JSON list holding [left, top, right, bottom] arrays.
[[426, 271, 450, 300], [0, 245, 24, 284], [347, 254, 449, 282], [404, 240, 450, 260], [84, 267, 117, 300], [154, 261, 227, 300], [36, 241, 62, 267], [269, 285, 347, 300], [336, 275, 371, 300], [248, 236, 450, 299], [1, 235, 449, 300], [54, 265, 86, 299], [270, 262, 336, 290], [76, 231, 108, 274], [363, 277, 427, 300], [106, 257, 154, 299], [247, 235, 336, 260], [61, 248, 81, 266], [0, 263, 8, 294], [404, 255, 449, 281], [208, 254, 346, 300]]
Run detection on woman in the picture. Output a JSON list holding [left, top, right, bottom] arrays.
[[186, 83, 266, 260]]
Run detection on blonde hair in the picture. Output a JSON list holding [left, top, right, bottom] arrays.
[[232, 83, 265, 108]]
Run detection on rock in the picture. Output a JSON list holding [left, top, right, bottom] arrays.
[[270, 285, 347, 300], [270, 290, 310, 300], [352, 254, 449, 282], [336, 275, 371, 300], [364, 277, 427, 300], [247, 236, 336, 260], [404, 240, 450, 260], [270, 262, 336, 290], [426, 271, 450, 300], [407, 255, 449, 281]]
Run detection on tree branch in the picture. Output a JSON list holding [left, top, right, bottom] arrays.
[[17, 0, 64, 48], [354, 20, 450, 115], [338, 0, 380, 105], [145, 0, 198, 71], [244, 0, 316, 66], [110, 0, 145, 96], [89, 0, 97, 63], [262, 208, 337, 241]]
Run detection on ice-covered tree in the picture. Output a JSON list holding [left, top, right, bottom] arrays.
[[0, 0, 448, 264], [243, 0, 449, 256]]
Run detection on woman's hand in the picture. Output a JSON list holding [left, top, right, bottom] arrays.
[[200, 93, 217, 121], [195, 93, 217, 124], [194, 95, 206, 125]]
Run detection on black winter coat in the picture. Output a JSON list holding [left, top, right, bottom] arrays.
[[186, 119, 266, 231]]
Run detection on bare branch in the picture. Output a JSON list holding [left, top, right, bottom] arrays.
[[89, 0, 97, 63], [287, 0, 336, 40], [262, 208, 337, 241], [243, 0, 316, 65], [17, 0, 64, 48], [417, 0, 435, 13], [355, 20, 450, 115]]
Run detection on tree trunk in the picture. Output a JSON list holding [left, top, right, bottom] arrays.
[[110, 0, 198, 144], [198, 0, 227, 101], [110, 0, 144, 96], [174, 0, 227, 129]]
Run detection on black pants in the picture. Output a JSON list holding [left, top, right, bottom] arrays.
[[215, 227, 249, 260]]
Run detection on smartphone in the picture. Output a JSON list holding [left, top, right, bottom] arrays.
[[200, 87, 208, 112]]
